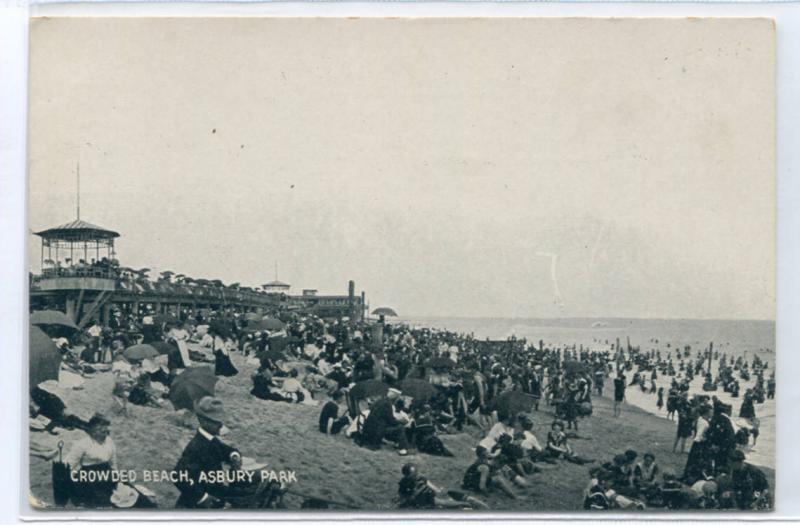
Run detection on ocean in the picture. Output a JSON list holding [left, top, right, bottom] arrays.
[[393, 317, 775, 359], [392, 316, 776, 469]]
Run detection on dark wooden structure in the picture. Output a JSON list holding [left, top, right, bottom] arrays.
[[30, 219, 365, 326]]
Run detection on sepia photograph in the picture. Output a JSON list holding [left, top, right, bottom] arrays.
[[26, 16, 775, 512]]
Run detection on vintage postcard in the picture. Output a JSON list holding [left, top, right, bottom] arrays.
[[27, 17, 775, 512]]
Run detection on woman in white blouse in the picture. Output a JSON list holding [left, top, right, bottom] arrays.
[[167, 321, 192, 368], [65, 414, 118, 507], [683, 404, 713, 484]]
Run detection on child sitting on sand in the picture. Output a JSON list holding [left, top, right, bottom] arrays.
[[399, 463, 488, 510], [462, 446, 519, 499], [546, 420, 595, 465]]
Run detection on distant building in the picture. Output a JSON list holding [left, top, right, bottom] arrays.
[[262, 280, 291, 294], [288, 282, 364, 320]]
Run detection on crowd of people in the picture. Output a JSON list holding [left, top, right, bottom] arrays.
[[29, 305, 773, 511]]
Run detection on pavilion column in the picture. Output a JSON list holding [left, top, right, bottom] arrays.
[[65, 295, 77, 322], [102, 303, 112, 326]]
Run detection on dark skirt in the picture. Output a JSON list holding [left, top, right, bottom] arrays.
[[215, 351, 239, 377], [677, 417, 694, 438], [683, 441, 711, 483], [71, 462, 115, 508]]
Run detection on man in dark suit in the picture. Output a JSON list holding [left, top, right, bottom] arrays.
[[362, 388, 410, 455], [173, 396, 241, 508], [706, 401, 736, 476]]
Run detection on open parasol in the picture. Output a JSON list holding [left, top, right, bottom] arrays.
[[153, 313, 178, 325], [398, 378, 438, 400], [30, 310, 79, 331], [168, 366, 218, 411], [371, 307, 398, 317], [260, 349, 287, 363], [29, 324, 62, 387], [260, 317, 285, 331], [563, 360, 589, 375], [350, 379, 389, 399], [490, 391, 537, 416], [425, 356, 456, 370], [209, 320, 233, 339], [123, 343, 160, 362], [151, 341, 178, 355]]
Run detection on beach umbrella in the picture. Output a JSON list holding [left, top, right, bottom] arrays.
[[169, 366, 218, 411], [563, 360, 589, 375], [123, 344, 159, 362], [490, 391, 537, 416], [152, 341, 185, 369], [151, 341, 178, 355], [29, 324, 62, 388], [426, 356, 456, 370], [260, 317, 285, 331], [30, 310, 78, 331], [153, 313, 177, 325], [261, 349, 287, 363], [244, 312, 262, 322], [209, 320, 233, 339], [245, 320, 269, 332], [372, 307, 398, 317], [350, 379, 389, 399], [398, 378, 438, 400]]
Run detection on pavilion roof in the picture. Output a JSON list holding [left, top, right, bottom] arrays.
[[35, 219, 120, 241]]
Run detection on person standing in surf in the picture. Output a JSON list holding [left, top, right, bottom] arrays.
[[613, 372, 626, 417]]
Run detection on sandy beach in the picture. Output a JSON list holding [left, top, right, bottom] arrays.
[[29, 341, 775, 511], [397, 317, 776, 470]]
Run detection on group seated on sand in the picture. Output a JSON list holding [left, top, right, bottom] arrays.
[[30, 306, 772, 510]]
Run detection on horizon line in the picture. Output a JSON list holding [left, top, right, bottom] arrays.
[[391, 315, 776, 323]]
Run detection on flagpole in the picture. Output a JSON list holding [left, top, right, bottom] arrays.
[[76, 162, 80, 220]]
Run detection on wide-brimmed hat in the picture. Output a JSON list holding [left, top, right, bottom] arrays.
[[194, 396, 226, 423], [110, 483, 139, 508], [387, 388, 403, 399]]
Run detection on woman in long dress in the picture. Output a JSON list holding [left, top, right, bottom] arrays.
[[212, 329, 238, 377], [167, 321, 191, 368], [683, 405, 712, 483]]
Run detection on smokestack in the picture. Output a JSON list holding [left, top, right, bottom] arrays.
[[348, 280, 355, 324]]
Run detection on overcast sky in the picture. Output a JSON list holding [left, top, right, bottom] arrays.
[[27, 17, 775, 320]]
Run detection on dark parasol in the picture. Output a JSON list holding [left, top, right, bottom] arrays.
[[29, 324, 62, 387], [169, 366, 218, 411]]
